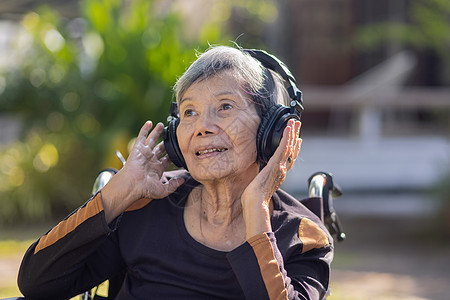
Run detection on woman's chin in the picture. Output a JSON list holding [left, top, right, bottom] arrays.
[[189, 165, 235, 182], [187, 160, 259, 184]]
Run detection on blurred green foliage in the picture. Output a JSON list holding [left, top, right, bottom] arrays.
[[0, 0, 278, 224], [356, 0, 450, 75], [0, 0, 223, 224]]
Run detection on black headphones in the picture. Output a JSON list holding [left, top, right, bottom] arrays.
[[163, 49, 304, 170]]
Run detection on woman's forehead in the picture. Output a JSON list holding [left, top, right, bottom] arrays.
[[180, 71, 247, 102]]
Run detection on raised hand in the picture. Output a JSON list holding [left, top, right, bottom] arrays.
[[101, 121, 184, 223], [122, 121, 184, 199], [241, 119, 302, 239]]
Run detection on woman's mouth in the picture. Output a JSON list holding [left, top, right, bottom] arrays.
[[196, 147, 228, 156]]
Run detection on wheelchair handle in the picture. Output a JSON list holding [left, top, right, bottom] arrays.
[[308, 172, 346, 242]]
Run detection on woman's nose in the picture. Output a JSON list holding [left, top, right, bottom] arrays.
[[194, 109, 218, 136]]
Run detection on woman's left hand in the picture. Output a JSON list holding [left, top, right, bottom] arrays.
[[241, 119, 302, 239]]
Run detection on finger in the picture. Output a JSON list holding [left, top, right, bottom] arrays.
[[287, 139, 302, 170], [136, 121, 153, 145], [153, 141, 166, 158], [288, 119, 296, 149], [293, 121, 301, 139], [270, 122, 291, 165], [160, 155, 172, 169], [284, 120, 300, 168], [146, 122, 164, 148], [283, 122, 302, 169], [284, 120, 295, 160], [291, 121, 302, 160]]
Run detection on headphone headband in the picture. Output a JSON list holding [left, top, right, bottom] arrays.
[[243, 49, 304, 114]]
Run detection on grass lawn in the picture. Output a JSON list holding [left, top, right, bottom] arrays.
[[0, 240, 32, 298], [0, 223, 52, 298]]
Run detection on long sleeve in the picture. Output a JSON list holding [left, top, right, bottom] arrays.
[[17, 178, 334, 300], [227, 220, 333, 300], [17, 193, 125, 299]]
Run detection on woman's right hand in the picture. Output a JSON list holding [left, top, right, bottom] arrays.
[[100, 121, 185, 223]]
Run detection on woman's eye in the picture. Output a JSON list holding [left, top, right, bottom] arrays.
[[183, 109, 196, 117], [220, 103, 233, 111]]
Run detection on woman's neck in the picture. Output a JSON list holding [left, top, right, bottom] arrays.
[[198, 170, 259, 225], [184, 172, 259, 251], [199, 183, 243, 226], [184, 183, 247, 251]]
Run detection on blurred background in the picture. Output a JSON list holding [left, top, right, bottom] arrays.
[[0, 0, 449, 299]]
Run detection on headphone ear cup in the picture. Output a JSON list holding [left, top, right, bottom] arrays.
[[163, 118, 187, 169], [256, 104, 299, 164]]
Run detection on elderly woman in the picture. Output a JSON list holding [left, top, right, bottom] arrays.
[[18, 46, 333, 299]]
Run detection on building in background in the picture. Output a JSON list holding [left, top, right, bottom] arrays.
[[260, 0, 450, 216]]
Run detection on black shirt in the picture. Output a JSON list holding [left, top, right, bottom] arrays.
[[18, 171, 333, 299]]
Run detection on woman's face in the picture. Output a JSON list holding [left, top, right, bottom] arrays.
[[176, 71, 261, 183]]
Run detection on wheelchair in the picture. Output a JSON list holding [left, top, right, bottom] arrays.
[[4, 164, 345, 300]]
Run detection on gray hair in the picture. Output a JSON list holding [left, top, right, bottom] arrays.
[[174, 45, 288, 119]]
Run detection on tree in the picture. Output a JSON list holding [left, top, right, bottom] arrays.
[[0, 0, 225, 224]]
